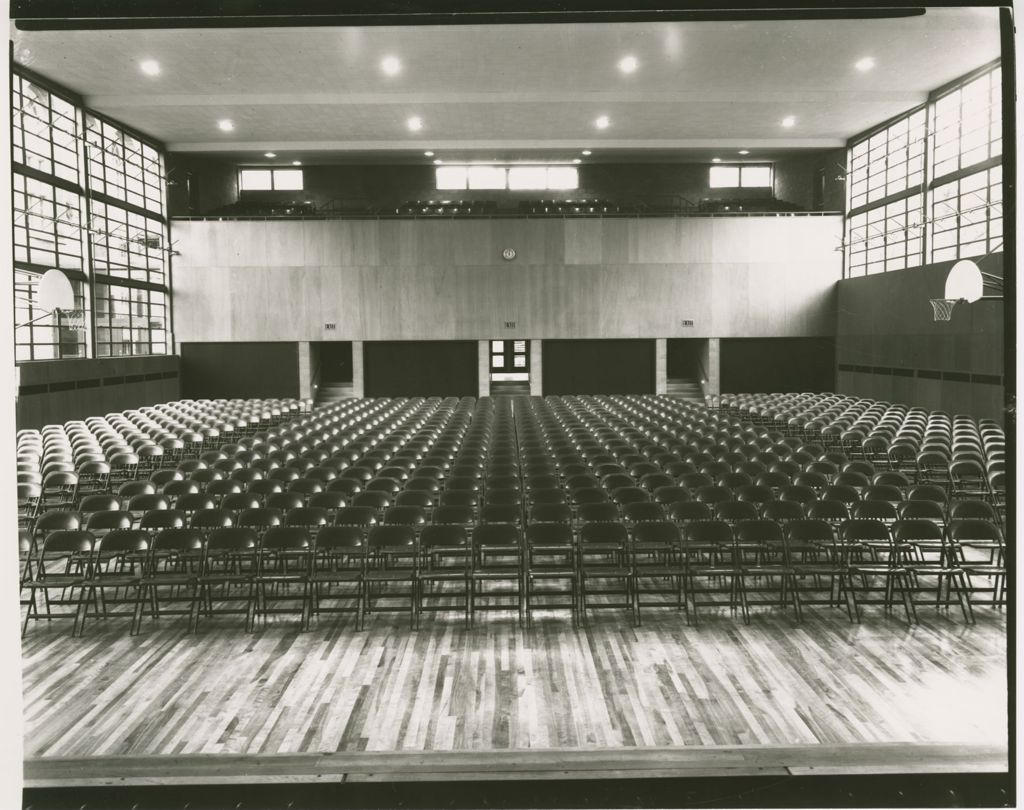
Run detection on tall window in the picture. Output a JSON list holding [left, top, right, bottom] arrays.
[[11, 69, 171, 361], [930, 166, 1002, 263], [844, 60, 1002, 278], [86, 114, 165, 215], [847, 109, 926, 210], [931, 66, 1001, 179], [12, 74, 81, 183]]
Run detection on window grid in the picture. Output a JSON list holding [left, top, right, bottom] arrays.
[[89, 201, 167, 285], [844, 61, 1003, 278], [931, 66, 1001, 180], [14, 269, 89, 361], [11, 68, 171, 363], [11, 74, 81, 184], [929, 167, 1002, 264], [846, 193, 925, 277], [85, 114, 165, 215], [93, 283, 168, 358], [848, 108, 926, 211], [13, 173, 84, 270]]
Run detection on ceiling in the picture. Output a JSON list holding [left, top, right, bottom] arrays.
[[9, 10, 1003, 165]]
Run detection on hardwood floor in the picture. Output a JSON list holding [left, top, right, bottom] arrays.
[[22, 605, 1007, 762]]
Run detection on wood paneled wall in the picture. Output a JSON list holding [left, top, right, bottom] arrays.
[[16, 355, 180, 431], [171, 216, 842, 343], [835, 254, 1006, 420]]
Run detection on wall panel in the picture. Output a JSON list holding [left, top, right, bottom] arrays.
[[180, 342, 299, 399], [835, 254, 1006, 420], [542, 339, 655, 395], [16, 355, 180, 430], [171, 217, 842, 342], [720, 338, 836, 393], [363, 341, 478, 398]]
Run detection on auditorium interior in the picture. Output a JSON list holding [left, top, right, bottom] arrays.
[[6, 4, 1014, 809]]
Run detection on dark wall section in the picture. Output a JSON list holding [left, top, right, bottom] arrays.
[[181, 342, 299, 399], [773, 148, 847, 212], [835, 253, 1005, 421], [666, 338, 705, 379], [364, 341, 478, 397], [166, 156, 839, 216], [543, 340, 655, 395], [165, 153, 239, 216], [720, 338, 836, 393], [313, 341, 353, 383], [17, 355, 180, 430]]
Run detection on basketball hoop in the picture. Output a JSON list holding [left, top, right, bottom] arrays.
[[930, 298, 961, 321], [15, 268, 77, 329], [931, 259, 1004, 323], [58, 308, 86, 331]]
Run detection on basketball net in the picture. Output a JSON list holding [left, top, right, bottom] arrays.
[[930, 298, 962, 322], [57, 308, 86, 331]]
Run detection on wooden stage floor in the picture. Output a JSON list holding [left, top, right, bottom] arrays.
[[21, 605, 1008, 788]]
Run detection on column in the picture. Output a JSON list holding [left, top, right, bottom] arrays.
[[296, 341, 312, 400], [351, 340, 365, 398], [478, 340, 490, 398], [706, 338, 721, 397], [655, 338, 667, 395], [529, 339, 543, 396]]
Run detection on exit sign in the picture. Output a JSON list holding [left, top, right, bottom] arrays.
[[680, 319, 694, 327], [324, 323, 337, 330]]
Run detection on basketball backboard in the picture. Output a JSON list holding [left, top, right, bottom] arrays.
[[944, 259, 985, 303]]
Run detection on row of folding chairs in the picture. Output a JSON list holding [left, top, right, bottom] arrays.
[[22, 515, 1004, 638]]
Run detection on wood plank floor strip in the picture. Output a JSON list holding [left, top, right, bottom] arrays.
[[23, 742, 1007, 787], [22, 609, 1007, 758]]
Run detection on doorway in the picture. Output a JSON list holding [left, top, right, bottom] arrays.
[[316, 341, 353, 383], [666, 338, 707, 401], [311, 341, 354, 405], [489, 339, 531, 397]]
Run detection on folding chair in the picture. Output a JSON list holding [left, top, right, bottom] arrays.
[[252, 526, 312, 629], [578, 522, 634, 624], [417, 525, 471, 622], [308, 526, 365, 628], [469, 523, 524, 625], [22, 530, 96, 637], [524, 523, 577, 624], [364, 525, 418, 627]]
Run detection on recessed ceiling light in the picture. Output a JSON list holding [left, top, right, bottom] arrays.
[[711, 157, 721, 163], [618, 55, 638, 74], [595, 115, 610, 130], [738, 149, 750, 155], [855, 57, 876, 72], [433, 159, 443, 165], [292, 161, 302, 166], [424, 151, 435, 157], [264, 152, 277, 158], [781, 115, 796, 128], [407, 116, 423, 132], [140, 59, 160, 76], [381, 56, 402, 76], [17, 48, 31, 63], [573, 159, 582, 164], [581, 150, 592, 156], [218, 119, 234, 132]]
